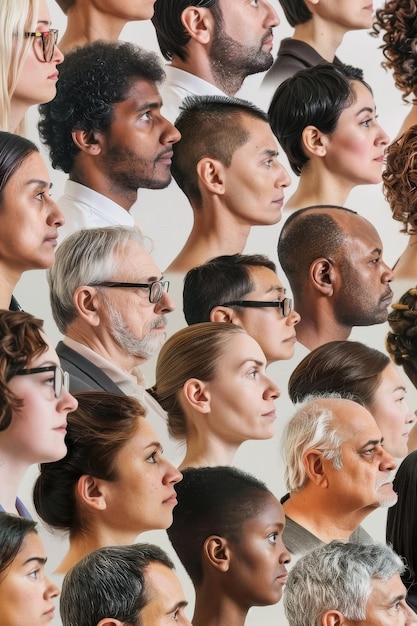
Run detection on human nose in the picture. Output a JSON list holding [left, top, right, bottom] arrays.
[[154, 290, 175, 314], [375, 122, 390, 147], [274, 161, 291, 188], [163, 459, 182, 486], [286, 309, 301, 326], [278, 537, 291, 565], [379, 447, 397, 472], [262, 0, 280, 27], [161, 116, 181, 145], [405, 402, 415, 424], [47, 197, 65, 227], [402, 600, 417, 625], [52, 41, 64, 65], [44, 576, 60, 599], [58, 388, 78, 413], [263, 375, 280, 400], [381, 260, 394, 283]]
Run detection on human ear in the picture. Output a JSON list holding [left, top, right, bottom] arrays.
[[204, 536, 231, 573], [322, 609, 346, 626], [97, 619, 125, 626], [182, 379, 211, 414], [196, 158, 226, 196], [210, 306, 241, 324], [303, 449, 328, 488], [71, 129, 102, 155], [77, 475, 107, 511], [302, 126, 327, 158], [180, 6, 214, 44], [73, 286, 102, 327], [310, 258, 335, 296]]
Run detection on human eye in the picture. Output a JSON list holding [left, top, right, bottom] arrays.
[[361, 118, 373, 127], [267, 531, 278, 544], [146, 447, 162, 463], [28, 567, 41, 581], [139, 110, 153, 122], [249, 0, 259, 6], [248, 368, 259, 380], [360, 447, 376, 459]]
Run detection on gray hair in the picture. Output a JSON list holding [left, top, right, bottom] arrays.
[[284, 541, 405, 626], [283, 394, 352, 492], [60, 543, 174, 626], [48, 226, 147, 334]]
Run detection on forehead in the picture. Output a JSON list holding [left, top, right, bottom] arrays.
[[247, 265, 284, 292], [144, 562, 185, 609], [112, 240, 161, 278], [367, 573, 406, 608], [112, 79, 161, 115], [333, 401, 382, 444], [336, 213, 382, 254], [7, 151, 49, 189], [238, 114, 277, 148]]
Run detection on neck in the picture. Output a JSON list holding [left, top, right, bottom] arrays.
[[392, 235, 417, 281], [57, 524, 140, 575], [0, 445, 30, 513], [179, 429, 239, 471], [165, 200, 251, 273], [285, 168, 351, 212], [0, 266, 19, 309], [284, 491, 365, 543], [293, 301, 352, 350], [192, 583, 248, 626], [9, 99, 27, 134], [58, 5, 127, 53], [292, 19, 347, 61], [70, 164, 137, 212], [171, 52, 241, 97], [66, 330, 143, 375]]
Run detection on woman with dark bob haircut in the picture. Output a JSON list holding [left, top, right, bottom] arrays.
[[33, 391, 182, 574], [386, 450, 417, 612], [0, 513, 60, 626], [289, 340, 414, 458], [0, 309, 77, 517], [268, 62, 389, 211], [0, 131, 64, 310]]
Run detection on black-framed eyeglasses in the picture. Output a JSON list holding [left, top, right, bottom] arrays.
[[220, 298, 293, 317], [87, 280, 170, 304], [14, 365, 69, 399], [24, 29, 59, 62]]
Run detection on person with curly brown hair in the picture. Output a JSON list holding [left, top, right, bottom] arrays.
[[373, 0, 417, 137], [382, 125, 417, 280]]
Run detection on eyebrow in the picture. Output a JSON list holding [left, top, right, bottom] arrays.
[[136, 100, 162, 113], [356, 106, 375, 117], [167, 600, 188, 614], [360, 438, 383, 449], [261, 149, 279, 157], [23, 556, 47, 566], [26, 179, 53, 189], [144, 442, 163, 451], [240, 358, 265, 369], [36, 20, 51, 27]]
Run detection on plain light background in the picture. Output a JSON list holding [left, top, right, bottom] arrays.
[[16, 2, 416, 625]]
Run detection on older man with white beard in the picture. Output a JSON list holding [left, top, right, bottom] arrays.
[[48, 226, 175, 441]]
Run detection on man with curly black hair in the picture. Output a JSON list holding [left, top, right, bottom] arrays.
[[38, 40, 181, 241]]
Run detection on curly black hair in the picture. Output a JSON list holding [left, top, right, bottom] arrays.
[[38, 40, 165, 173]]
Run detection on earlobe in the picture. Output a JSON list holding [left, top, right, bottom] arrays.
[[310, 258, 334, 295], [181, 6, 213, 44], [204, 536, 231, 572], [71, 129, 102, 154], [182, 378, 211, 414], [322, 609, 346, 626], [302, 126, 327, 158], [77, 475, 107, 511]]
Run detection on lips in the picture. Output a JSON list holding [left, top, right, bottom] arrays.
[[163, 491, 178, 505]]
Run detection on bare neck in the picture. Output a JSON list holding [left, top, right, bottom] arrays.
[[58, 5, 127, 53], [192, 583, 248, 626], [292, 18, 347, 61]]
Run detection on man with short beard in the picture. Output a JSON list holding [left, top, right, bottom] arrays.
[[151, 0, 280, 121], [38, 40, 181, 241], [47, 226, 175, 444]]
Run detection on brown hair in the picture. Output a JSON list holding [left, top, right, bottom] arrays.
[[33, 392, 146, 532], [382, 125, 417, 234], [151, 322, 245, 440], [386, 287, 417, 388], [0, 309, 47, 430], [289, 340, 390, 405]]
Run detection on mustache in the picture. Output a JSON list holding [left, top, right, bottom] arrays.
[[147, 316, 167, 331], [375, 473, 394, 489]]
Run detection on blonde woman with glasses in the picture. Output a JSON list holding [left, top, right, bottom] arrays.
[[1, 0, 63, 133]]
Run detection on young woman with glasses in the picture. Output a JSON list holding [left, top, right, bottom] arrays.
[[150, 322, 280, 469], [1, 0, 63, 133], [0, 310, 77, 517]]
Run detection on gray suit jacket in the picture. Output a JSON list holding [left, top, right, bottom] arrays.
[[56, 341, 124, 394]]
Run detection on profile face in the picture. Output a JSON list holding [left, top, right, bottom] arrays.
[[0, 151, 64, 273], [0, 532, 59, 626], [98, 418, 182, 534], [203, 332, 280, 443], [322, 81, 389, 187], [230, 265, 300, 362], [98, 79, 181, 192], [321, 400, 397, 511], [4, 333, 78, 465], [346, 573, 410, 626], [12, 0, 64, 120], [222, 116, 291, 227], [140, 562, 192, 626], [227, 494, 290, 607], [367, 363, 415, 459], [317, 0, 375, 30]]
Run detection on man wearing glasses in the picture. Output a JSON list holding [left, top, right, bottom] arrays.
[[47, 225, 175, 448], [183, 253, 300, 364]]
